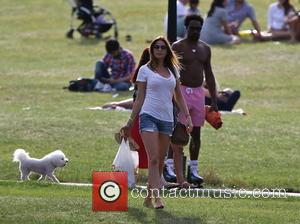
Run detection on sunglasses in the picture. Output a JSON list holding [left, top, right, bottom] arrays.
[[153, 44, 167, 50]]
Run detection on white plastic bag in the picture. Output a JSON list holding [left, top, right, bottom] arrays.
[[93, 80, 104, 91], [112, 139, 139, 188]]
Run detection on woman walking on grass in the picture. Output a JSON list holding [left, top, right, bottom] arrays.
[[121, 36, 193, 209]]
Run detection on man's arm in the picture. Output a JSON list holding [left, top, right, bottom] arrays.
[[248, 6, 261, 35], [102, 53, 111, 67], [203, 46, 218, 111], [99, 54, 111, 83], [251, 19, 262, 36], [110, 74, 131, 83], [121, 52, 136, 81]]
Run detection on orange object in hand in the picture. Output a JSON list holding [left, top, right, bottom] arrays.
[[205, 106, 223, 130]]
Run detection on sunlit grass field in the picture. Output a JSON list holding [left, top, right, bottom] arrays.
[[0, 0, 300, 223], [1, 180, 300, 224]]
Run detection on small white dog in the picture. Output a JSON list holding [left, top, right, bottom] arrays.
[[13, 149, 69, 183]]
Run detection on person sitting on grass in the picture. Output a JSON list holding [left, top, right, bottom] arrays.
[[226, 0, 262, 38], [102, 48, 151, 110], [258, 0, 300, 42], [94, 39, 136, 91], [188, 0, 201, 16], [200, 0, 241, 45]]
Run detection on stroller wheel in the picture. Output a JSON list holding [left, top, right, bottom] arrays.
[[66, 29, 74, 39], [77, 24, 92, 38]]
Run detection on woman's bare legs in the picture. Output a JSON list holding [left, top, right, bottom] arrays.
[[155, 133, 170, 208], [258, 29, 290, 42], [158, 134, 171, 177], [102, 98, 134, 109], [141, 131, 170, 209], [271, 30, 291, 40]]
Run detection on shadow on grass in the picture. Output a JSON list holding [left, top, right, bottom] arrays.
[[127, 207, 205, 224], [78, 37, 102, 45], [77, 34, 115, 46]]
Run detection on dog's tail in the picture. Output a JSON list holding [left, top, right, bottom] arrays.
[[13, 149, 30, 162]]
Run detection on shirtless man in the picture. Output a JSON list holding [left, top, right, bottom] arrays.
[[170, 14, 218, 187]]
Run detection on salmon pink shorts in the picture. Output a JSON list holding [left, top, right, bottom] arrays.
[[178, 85, 205, 127]]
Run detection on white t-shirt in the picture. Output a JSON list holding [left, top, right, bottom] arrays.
[[177, 0, 188, 17], [268, 3, 293, 30], [136, 65, 178, 122]]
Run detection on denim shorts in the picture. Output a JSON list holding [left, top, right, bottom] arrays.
[[139, 113, 174, 136]]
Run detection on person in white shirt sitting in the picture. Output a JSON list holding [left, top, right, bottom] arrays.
[[260, 0, 299, 41]]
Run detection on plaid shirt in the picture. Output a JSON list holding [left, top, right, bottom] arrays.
[[103, 49, 136, 80]]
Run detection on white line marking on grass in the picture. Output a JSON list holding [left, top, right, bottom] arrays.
[[60, 182, 92, 187]]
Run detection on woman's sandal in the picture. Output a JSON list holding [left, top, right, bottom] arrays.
[[154, 205, 164, 209], [160, 179, 180, 189], [154, 200, 164, 209], [179, 181, 198, 189]]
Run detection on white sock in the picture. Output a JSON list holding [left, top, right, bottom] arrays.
[[165, 159, 174, 165], [189, 160, 201, 177], [165, 159, 176, 176], [189, 160, 198, 167]]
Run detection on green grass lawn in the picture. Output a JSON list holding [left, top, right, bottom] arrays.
[[1, 180, 300, 224], [1, 0, 300, 223]]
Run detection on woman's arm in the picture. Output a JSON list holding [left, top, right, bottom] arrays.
[[222, 20, 232, 35], [173, 80, 193, 133], [121, 82, 146, 137], [109, 75, 131, 84], [220, 9, 232, 35]]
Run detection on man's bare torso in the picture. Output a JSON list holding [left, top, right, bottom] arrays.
[[173, 39, 210, 87]]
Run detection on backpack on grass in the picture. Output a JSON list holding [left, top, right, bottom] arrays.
[[67, 78, 96, 92]]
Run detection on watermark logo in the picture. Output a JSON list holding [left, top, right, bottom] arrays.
[[130, 187, 287, 199], [92, 172, 128, 211]]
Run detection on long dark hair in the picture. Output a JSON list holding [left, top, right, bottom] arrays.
[[282, 0, 295, 16], [148, 36, 181, 74], [131, 48, 150, 83], [207, 0, 225, 17]]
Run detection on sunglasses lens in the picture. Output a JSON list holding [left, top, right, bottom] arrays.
[[154, 45, 166, 50]]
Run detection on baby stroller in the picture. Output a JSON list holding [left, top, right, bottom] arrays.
[[66, 0, 118, 39]]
